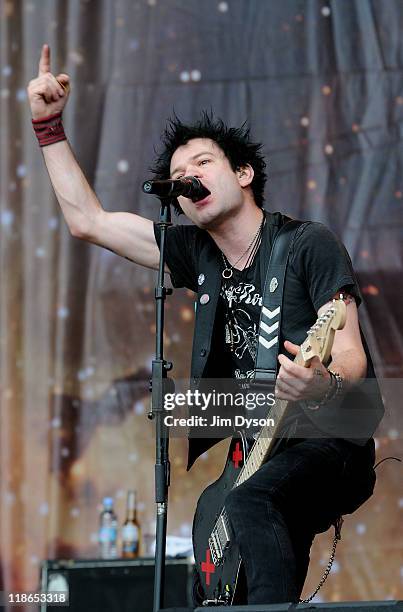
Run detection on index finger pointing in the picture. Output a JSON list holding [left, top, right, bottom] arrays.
[[38, 44, 51, 76]]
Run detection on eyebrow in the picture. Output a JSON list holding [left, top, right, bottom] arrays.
[[170, 151, 215, 178]]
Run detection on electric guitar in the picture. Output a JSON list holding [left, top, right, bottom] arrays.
[[192, 299, 347, 606]]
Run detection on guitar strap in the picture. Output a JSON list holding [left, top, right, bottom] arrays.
[[254, 219, 308, 385]]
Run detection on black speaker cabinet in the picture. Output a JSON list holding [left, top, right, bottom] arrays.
[[40, 557, 193, 612], [194, 602, 403, 612]]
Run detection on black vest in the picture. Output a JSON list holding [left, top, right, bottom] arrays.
[[187, 212, 287, 469]]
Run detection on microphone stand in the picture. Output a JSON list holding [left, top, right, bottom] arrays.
[[148, 197, 174, 612]]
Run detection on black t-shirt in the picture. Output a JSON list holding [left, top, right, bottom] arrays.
[[154, 211, 361, 357]]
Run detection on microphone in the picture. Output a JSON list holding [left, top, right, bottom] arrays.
[[142, 176, 210, 202]]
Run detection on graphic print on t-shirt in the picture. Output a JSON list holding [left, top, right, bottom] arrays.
[[220, 260, 263, 379]]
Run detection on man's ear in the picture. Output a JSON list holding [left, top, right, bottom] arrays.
[[236, 164, 254, 187]]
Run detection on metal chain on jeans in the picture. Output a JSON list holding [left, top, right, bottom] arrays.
[[299, 516, 344, 603]]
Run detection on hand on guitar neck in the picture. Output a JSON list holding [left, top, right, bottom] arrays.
[[275, 291, 365, 404], [275, 339, 332, 403]]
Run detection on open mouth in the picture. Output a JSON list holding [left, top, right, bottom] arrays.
[[192, 189, 212, 206], [194, 195, 211, 207], [191, 183, 211, 204]]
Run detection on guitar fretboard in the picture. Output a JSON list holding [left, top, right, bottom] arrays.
[[235, 397, 289, 486], [234, 342, 314, 487]]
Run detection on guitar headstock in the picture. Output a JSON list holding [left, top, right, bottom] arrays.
[[298, 299, 347, 366]]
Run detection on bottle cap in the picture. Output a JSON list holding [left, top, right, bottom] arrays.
[[103, 497, 114, 508]]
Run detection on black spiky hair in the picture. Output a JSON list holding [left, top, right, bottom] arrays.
[[150, 111, 267, 214]]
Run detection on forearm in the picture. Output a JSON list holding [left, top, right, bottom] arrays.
[[328, 347, 367, 389], [42, 140, 102, 239], [277, 339, 367, 404], [319, 295, 367, 390]]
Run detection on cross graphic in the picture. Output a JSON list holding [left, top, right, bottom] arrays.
[[232, 442, 243, 468], [201, 548, 215, 586]]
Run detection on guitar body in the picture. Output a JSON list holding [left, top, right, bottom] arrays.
[[192, 435, 250, 606]]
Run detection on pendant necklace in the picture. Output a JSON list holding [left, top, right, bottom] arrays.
[[221, 213, 265, 280], [222, 213, 266, 350]]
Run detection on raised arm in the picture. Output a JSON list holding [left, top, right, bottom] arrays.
[[27, 44, 160, 269]]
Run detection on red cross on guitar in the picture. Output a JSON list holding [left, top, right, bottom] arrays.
[[232, 441, 243, 468], [201, 548, 216, 585]]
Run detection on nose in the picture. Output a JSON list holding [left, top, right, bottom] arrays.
[[185, 163, 202, 178]]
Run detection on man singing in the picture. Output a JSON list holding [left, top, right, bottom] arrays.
[[28, 45, 381, 605]]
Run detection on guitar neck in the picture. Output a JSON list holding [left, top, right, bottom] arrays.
[[235, 397, 290, 486]]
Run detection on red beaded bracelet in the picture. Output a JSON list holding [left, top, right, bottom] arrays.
[[32, 112, 67, 147]]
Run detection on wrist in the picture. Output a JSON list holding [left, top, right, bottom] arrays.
[[328, 369, 343, 397], [308, 367, 331, 403], [32, 111, 62, 123], [305, 369, 343, 411], [32, 112, 67, 147]]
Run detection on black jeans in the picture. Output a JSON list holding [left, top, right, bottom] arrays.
[[225, 437, 376, 604]]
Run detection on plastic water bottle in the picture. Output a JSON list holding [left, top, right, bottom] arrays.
[[98, 497, 118, 559]]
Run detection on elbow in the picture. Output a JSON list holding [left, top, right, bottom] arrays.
[[69, 208, 102, 242], [69, 218, 92, 241], [69, 224, 88, 240]]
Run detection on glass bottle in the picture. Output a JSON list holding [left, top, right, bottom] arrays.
[[121, 490, 141, 558]]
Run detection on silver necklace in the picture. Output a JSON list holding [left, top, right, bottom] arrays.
[[221, 214, 264, 279]]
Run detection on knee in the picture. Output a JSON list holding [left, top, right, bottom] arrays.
[[225, 483, 277, 522]]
